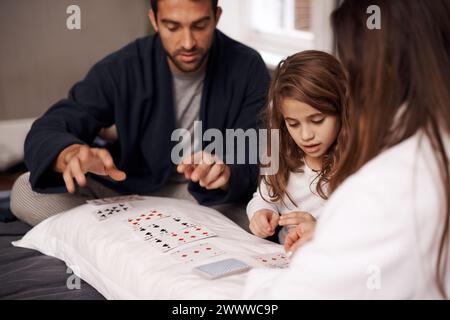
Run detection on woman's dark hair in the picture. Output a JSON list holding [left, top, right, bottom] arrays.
[[331, 0, 450, 298]]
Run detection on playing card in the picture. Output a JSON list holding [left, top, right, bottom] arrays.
[[135, 222, 217, 251], [91, 202, 132, 221], [253, 252, 290, 269], [87, 195, 145, 206], [142, 215, 203, 233], [133, 224, 157, 241], [131, 216, 184, 243], [170, 243, 225, 263], [138, 217, 187, 236], [166, 225, 217, 246], [170, 216, 198, 228], [148, 235, 175, 252], [125, 209, 170, 229]]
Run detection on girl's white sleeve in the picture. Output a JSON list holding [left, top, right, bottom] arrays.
[[246, 180, 279, 221]]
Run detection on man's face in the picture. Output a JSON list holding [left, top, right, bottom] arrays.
[[149, 0, 221, 74]]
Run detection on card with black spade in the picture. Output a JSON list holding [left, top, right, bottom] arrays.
[[91, 202, 132, 221]]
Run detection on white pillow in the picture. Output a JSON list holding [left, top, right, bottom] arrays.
[[13, 196, 283, 299]]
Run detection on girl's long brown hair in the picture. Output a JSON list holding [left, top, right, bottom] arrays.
[[331, 0, 450, 298], [261, 50, 350, 208]]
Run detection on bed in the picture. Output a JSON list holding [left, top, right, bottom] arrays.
[[0, 220, 105, 300], [10, 197, 284, 299], [1, 195, 278, 300]]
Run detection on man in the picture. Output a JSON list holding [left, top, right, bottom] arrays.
[[11, 0, 270, 226]]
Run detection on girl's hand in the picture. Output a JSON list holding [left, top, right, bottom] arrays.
[[249, 209, 280, 238], [283, 218, 317, 255], [278, 211, 316, 227]]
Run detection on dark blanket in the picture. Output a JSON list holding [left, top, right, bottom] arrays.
[[0, 221, 104, 300]]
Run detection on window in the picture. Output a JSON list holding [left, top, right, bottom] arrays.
[[250, 0, 312, 34], [218, 0, 335, 68]]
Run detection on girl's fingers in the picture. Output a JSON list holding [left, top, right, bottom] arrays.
[[280, 211, 315, 221], [269, 213, 280, 230], [257, 215, 274, 236], [278, 216, 305, 226], [279, 211, 315, 226], [299, 221, 315, 234], [250, 219, 265, 238]]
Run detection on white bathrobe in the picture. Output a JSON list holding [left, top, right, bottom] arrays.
[[243, 130, 450, 299]]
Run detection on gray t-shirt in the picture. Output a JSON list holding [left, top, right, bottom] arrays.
[[170, 70, 205, 183]]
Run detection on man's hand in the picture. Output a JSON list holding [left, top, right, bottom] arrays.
[[249, 209, 280, 238], [283, 214, 317, 255], [54, 144, 126, 193], [177, 151, 231, 191]]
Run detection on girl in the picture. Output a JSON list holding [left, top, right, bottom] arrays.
[[247, 50, 349, 244]]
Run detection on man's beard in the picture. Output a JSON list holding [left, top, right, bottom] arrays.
[[167, 47, 209, 73]]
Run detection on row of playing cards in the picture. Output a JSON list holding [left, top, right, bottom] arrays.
[[253, 252, 290, 269], [170, 246, 289, 268], [89, 195, 146, 221], [125, 209, 218, 252]]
